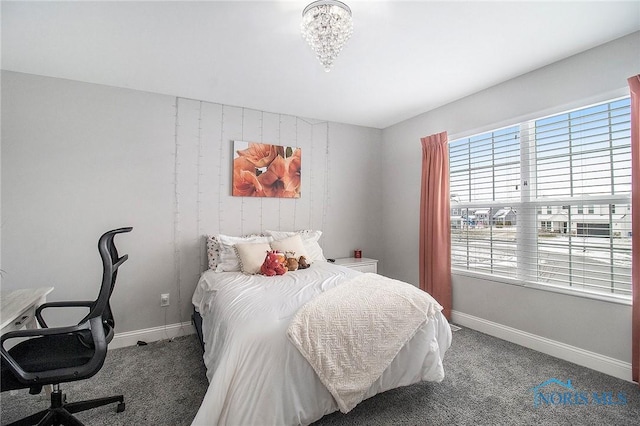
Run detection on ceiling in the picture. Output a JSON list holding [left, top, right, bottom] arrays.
[[2, 1, 639, 129]]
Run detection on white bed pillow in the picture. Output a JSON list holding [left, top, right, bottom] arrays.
[[269, 234, 310, 262], [216, 234, 273, 272], [265, 230, 326, 262], [235, 242, 271, 275]]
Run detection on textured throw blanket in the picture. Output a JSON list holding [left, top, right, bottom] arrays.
[[287, 273, 442, 413]]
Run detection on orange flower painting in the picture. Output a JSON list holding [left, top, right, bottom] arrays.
[[232, 141, 301, 198]]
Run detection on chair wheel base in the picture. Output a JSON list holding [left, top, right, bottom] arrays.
[[5, 391, 126, 426]]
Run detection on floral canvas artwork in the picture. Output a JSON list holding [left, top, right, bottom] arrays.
[[232, 141, 301, 198]]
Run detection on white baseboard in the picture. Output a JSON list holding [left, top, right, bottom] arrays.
[[451, 310, 633, 382], [110, 321, 195, 350]]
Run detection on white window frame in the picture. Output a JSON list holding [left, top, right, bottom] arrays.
[[450, 97, 632, 305]]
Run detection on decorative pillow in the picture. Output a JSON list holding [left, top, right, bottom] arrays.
[[207, 235, 221, 270], [265, 230, 326, 262], [269, 234, 310, 262], [216, 234, 273, 272], [235, 242, 272, 275]]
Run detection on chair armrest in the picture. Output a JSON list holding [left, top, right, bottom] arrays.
[[1, 322, 89, 346], [1, 323, 89, 378], [1, 318, 107, 384], [35, 301, 94, 328]]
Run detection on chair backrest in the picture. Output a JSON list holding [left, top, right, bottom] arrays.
[[76, 228, 132, 343]]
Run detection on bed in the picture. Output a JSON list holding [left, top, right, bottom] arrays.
[[190, 231, 452, 425]]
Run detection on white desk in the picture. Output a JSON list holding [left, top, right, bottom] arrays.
[[1, 287, 54, 334]]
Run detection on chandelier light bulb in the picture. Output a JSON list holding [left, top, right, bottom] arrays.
[[301, 0, 353, 72]]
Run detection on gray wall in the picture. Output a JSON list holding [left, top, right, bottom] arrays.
[[1, 71, 383, 332], [380, 32, 640, 363]]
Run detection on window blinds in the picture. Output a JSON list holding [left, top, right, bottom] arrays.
[[450, 98, 632, 298]]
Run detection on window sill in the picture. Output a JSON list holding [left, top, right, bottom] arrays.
[[451, 268, 632, 306]]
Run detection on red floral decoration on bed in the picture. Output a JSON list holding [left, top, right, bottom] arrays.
[[260, 251, 288, 276]]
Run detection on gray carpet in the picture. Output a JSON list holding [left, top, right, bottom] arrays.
[[1, 327, 638, 425]]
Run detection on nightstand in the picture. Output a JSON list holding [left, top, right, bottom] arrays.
[[333, 257, 378, 273]]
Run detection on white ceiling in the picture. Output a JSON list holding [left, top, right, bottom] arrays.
[[2, 1, 639, 129]]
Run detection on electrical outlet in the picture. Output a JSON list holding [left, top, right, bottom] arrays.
[[160, 293, 170, 307]]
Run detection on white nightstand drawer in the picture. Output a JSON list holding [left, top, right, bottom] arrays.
[[333, 257, 378, 274]]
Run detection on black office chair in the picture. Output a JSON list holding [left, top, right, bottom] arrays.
[[1, 227, 132, 426]]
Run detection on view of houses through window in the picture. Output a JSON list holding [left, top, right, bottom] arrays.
[[449, 97, 632, 298]]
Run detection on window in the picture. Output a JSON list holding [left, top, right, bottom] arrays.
[[450, 98, 632, 299]]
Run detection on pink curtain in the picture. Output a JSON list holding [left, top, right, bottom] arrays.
[[419, 132, 452, 320], [629, 75, 640, 385]]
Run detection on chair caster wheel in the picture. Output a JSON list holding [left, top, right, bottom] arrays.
[[117, 402, 126, 413]]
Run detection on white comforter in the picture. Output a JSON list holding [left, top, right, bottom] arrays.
[[191, 262, 451, 426]]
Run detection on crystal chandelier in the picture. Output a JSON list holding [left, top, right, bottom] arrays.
[[301, 0, 353, 72]]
